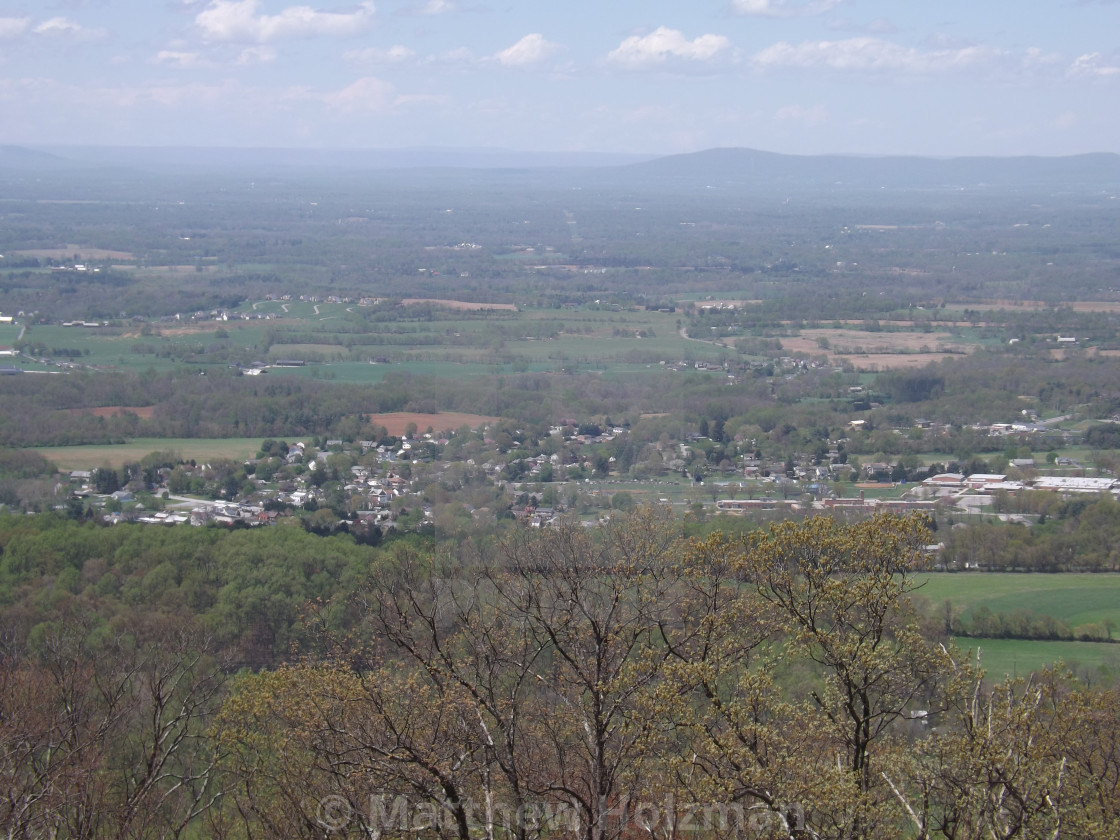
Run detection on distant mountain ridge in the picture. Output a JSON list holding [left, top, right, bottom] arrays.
[[0, 145, 71, 169], [2, 144, 1118, 190], [623, 147, 1120, 190]]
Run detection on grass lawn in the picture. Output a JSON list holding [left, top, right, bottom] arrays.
[[28, 438, 265, 470]]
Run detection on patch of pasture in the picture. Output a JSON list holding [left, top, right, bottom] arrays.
[[950, 636, 1120, 682], [28, 438, 264, 470], [912, 573, 1120, 635]]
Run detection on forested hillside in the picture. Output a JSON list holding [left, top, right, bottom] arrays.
[[3, 512, 1119, 839]]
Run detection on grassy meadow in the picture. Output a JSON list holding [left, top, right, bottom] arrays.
[[0, 324, 23, 345], [949, 637, 1120, 683], [28, 438, 265, 470], [10, 300, 1002, 384], [911, 572, 1120, 634], [911, 572, 1120, 679]]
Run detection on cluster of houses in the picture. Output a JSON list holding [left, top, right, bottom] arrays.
[[55, 398, 1120, 531]]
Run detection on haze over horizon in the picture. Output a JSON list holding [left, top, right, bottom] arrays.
[[1, 0, 1118, 158]]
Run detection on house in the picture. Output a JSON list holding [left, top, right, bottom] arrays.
[[366, 484, 392, 507]]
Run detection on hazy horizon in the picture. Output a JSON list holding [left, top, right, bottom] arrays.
[[17, 143, 1120, 162], [2, 1, 1118, 158]]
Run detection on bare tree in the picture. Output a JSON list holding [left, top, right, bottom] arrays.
[[0, 613, 227, 840]]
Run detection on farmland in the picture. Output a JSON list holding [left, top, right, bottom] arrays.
[[30, 437, 264, 470], [912, 572, 1120, 637], [5, 297, 1065, 383], [949, 637, 1120, 682], [909, 572, 1120, 678]]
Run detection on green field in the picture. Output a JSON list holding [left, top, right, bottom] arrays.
[[949, 637, 1120, 682], [7, 302, 740, 383], [10, 299, 1031, 387], [28, 437, 265, 470], [909, 572, 1120, 678], [0, 324, 22, 345], [911, 572, 1120, 633]]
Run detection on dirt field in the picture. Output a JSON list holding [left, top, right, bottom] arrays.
[[61, 406, 157, 418], [776, 328, 974, 371], [269, 344, 342, 356], [29, 438, 261, 470], [951, 300, 1120, 313], [400, 299, 517, 311], [367, 412, 499, 435], [841, 353, 969, 370], [14, 246, 135, 261], [139, 265, 218, 275], [782, 328, 968, 354], [121, 319, 298, 339], [692, 300, 763, 309]]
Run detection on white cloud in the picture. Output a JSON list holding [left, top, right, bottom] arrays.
[[196, 0, 375, 43], [0, 16, 109, 41], [1068, 52, 1120, 79], [35, 18, 84, 36], [1021, 47, 1061, 69], [752, 37, 999, 74], [155, 44, 275, 68], [493, 33, 559, 67], [395, 0, 454, 18], [0, 16, 107, 41], [4, 76, 244, 110], [733, 0, 841, 18], [237, 45, 277, 64], [1052, 112, 1077, 130], [0, 17, 31, 39], [345, 45, 415, 65], [607, 27, 731, 69], [131, 80, 243, 108], [323, 75, 395, 111], [774, 103, 827, 125], [156, 50, 212, 69], [432, 46, 474, 64], [826, 17, 897, 35]]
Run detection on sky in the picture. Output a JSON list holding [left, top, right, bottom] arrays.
[[1, 0, 1118, 157]]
